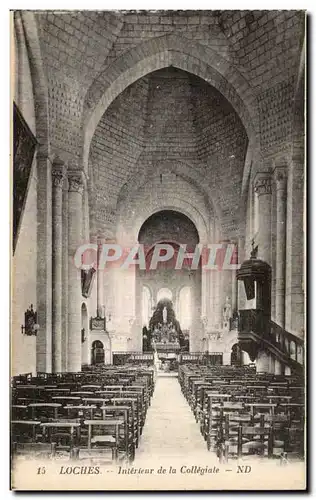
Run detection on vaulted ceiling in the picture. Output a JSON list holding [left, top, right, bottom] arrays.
[[88, 67, 248, 238], [33, 10, 304, 158], [26, 10, 304, 239]]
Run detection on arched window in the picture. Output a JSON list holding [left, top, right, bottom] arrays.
[[157, 288, 173, 302], [142, 286, 152, 327], [178, 286, 191, 330]]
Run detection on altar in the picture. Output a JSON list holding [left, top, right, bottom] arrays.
[[152, 323, 181, 353], [148, 301, 186, 371]]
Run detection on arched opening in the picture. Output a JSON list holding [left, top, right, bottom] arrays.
[[137, 209, 201, 353], [157, 288, 173, 303], [91, 340, 105, 365], [87, 64, 249, 355], [230, 343, 242, 366]]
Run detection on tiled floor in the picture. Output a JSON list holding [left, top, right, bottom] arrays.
[[136, 373, 216, 462]]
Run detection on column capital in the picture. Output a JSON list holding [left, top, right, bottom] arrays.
[[52, 157, 67, 189], [254, 172, 272, 196], [273, 166, 287, 190], [97, 236, 106, 246], [68, 170, 85, 194], [90, 232, 106, 245]]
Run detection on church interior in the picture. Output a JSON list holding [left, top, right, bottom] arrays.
[[11, 10, 305, 468]]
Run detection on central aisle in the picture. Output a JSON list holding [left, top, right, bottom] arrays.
[[135, 373, 217, 462]]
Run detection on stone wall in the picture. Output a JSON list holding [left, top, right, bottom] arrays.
[[12, 17, 38, 375], [12, 164, 38, 376], [89, 77, 149, 235]]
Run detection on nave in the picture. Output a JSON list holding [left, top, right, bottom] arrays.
[[11, 361, 304, 468], [11, 9, 306, 491], [136, 373, 215, 461]]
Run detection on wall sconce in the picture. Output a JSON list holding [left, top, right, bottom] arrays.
[[21, 304, 39, 336]]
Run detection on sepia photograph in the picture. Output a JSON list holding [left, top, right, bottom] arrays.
[[10, 8, 306, 491]]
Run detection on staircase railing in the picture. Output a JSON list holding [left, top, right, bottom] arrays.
[[270, 320, 304, 364], [238, 309, 304, 365]]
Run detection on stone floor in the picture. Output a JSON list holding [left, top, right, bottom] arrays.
[[135, 373, 216, 463], [116, 373, 305, 491]]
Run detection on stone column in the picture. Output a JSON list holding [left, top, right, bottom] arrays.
[[254, 172, 272, 264], [285, 153, 304, 336], [62, 186, 69, 371], [212, 269, 222, 330], [256, 350, 270, 373], [237, 236, 247, 310], [67, 171, 84, 372], [201, 267, 209, 325], [274, 166, 287, 327], [274, 358, 283, 375], [97, 237, 104, 317], [207, 271, 214, 329], [51, 159, 66, 373], [231, 240, 238, 314], [36, 151, 53, 373]]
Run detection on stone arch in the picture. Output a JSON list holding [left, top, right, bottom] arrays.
[[117, 159, 220, 224], [116, 166, 214, 245], [83, 34, 260, 173], [91, 340, 105, 365], [121, 200, 209, 246], [20, 11, 49, 152], [230, 342, 242, 365]]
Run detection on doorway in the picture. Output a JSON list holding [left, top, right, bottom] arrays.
[[92, 340, 105, 365]]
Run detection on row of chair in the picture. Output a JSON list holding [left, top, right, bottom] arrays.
[[179, 364, 305, 463], [11, 365, 155, 463]]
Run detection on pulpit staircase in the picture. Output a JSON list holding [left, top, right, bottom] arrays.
[[238, 309, 304, 376]]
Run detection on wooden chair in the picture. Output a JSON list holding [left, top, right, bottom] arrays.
[[11, 405, 29, 420], [80, 419, 123, 463], [203, 393, 231, 451], [101, 406, 135, 461], [29, 403, 61, 421], [12, 441, 57, 460], [11, 420, 42, 443], [51, 396, 81, 406], [236, 423, 274, 458], [103, 397, 139, 447], [215, 403, 251, 461], [40, 421, 81, 458]]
